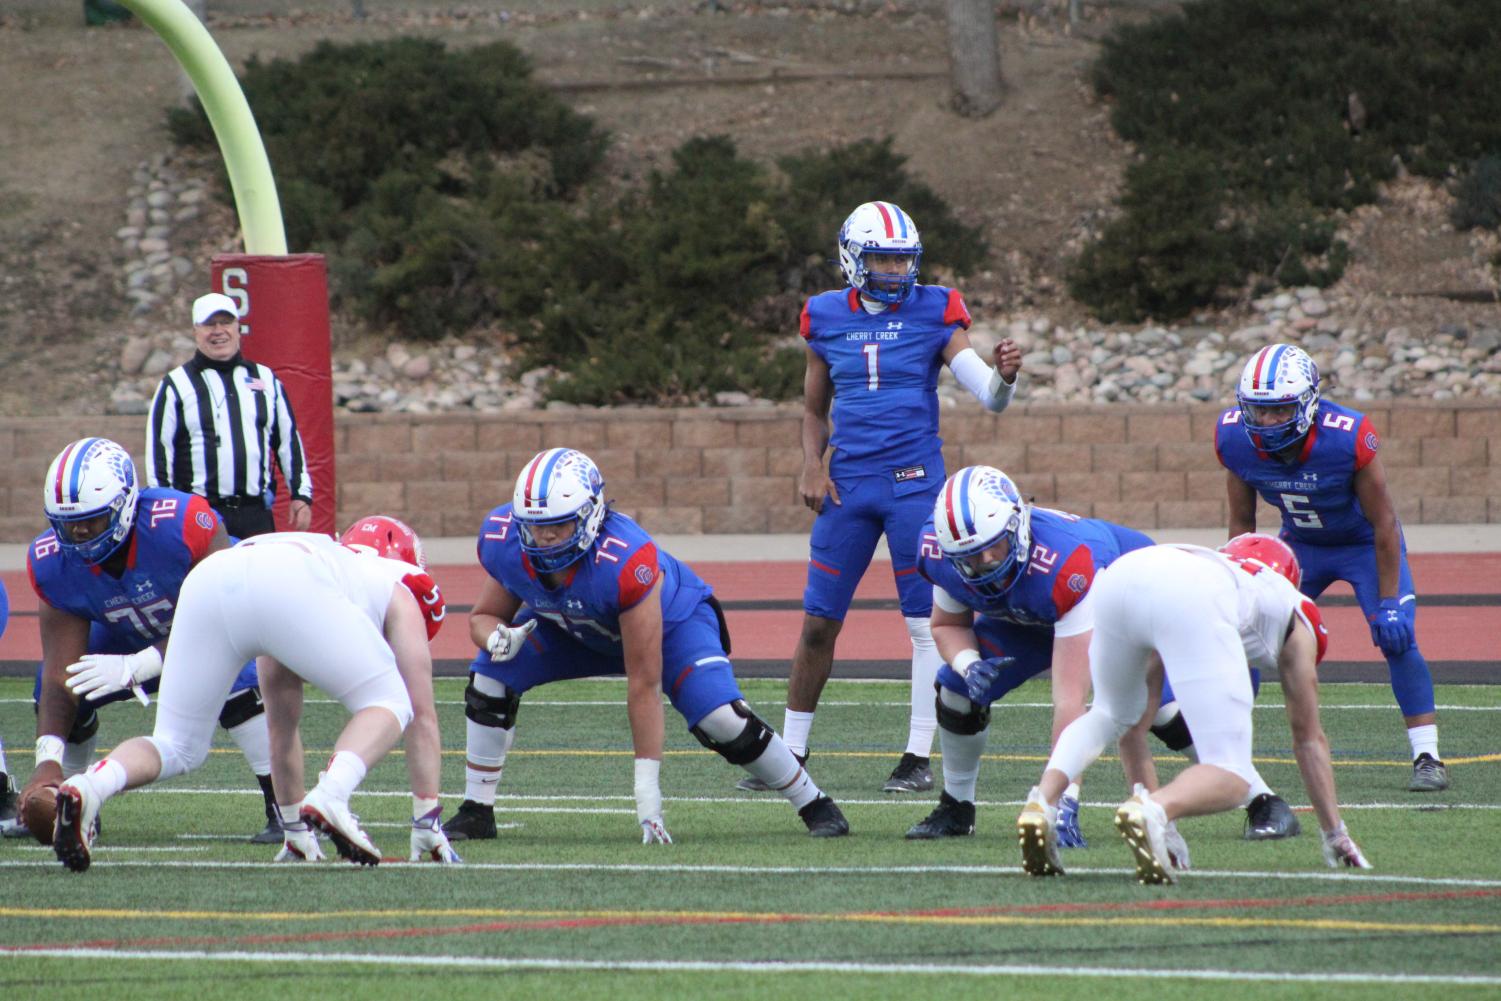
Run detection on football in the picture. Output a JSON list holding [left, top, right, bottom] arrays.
[[20, 781, 60, 846]]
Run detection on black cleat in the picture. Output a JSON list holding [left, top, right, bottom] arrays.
[[882, 753, 934, 793], [443, 799, 497, 841], [737, 750, 808, 793], [1243, 793, 1301, 840], [249, 817, 285, 845], [0, 772, 16, 825], [798, 795, 849, 838], [905, 790, 976, 839], [1409, 753, 1450, 792]]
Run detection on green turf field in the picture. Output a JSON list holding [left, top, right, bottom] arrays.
[[2, 676, 1498, 999]]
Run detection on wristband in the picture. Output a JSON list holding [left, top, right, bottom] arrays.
[[35, 734, 65, 768], [951, 649, 981, 675], [633, 757, 663, 822]]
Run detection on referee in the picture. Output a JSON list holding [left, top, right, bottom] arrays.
[[146, 292, 314, 537]]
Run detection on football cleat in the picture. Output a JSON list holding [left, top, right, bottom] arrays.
[[274, 823, 327, 862], [250, 816, 285, 846], [904, 790, 976, 839], [1056, 793, 1087, 848], [1244, 792, 1301, 840], [52, 778, 102, 873], [442, 799, 498, 841], [1016, 787, 1064, 877], [1114, 784, 1175, 885], [1409, 753, 1449, 792], [300, 787, 380, 866], [738, 750, 807, 793], [882, 753, 934, 794], [798, 795, 850, 838], [0, 772, 16, 825]]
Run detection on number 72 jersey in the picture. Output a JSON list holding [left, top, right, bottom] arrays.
[[1215, 399, 1382, 546], [27, 487, 221, 650]]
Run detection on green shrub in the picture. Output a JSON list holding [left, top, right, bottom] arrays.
[[1075, 0, 1501, 321], [1452, 155, 1501, 231]]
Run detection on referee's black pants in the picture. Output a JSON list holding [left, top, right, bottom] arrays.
[[211, 500, 276, 539]]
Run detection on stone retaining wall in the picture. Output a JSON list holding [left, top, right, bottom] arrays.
[[1, 401, 1496, 542]]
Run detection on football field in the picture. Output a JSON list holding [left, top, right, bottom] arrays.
[[2, 676, 1498, 1000]]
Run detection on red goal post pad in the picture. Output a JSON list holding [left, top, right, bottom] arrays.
[[210, 253, 336, 535]]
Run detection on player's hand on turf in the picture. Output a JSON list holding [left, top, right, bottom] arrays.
[[275, 822, 327, 862], [486, 619, 538, 662], [64, 648, 161, 703], [410, 808, 463, 863], [1321, 823, 1373, 869], [1164, 820, 1191, 871], [639, 817, 673, 845], [1369, 597, 1413, 655], [993, 337, 1023, 382], [962, 655, 1014, 704]]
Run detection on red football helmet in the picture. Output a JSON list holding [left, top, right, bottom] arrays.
[[340, 514, 426, 568], [1219, 532, 1301, 588]]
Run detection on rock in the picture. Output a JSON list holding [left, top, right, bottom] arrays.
[[401, 355, 432, 379], [120, 337, 152, 374], [141, 349, 175, 377]]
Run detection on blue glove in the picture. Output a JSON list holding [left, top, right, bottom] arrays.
[[963, 655, 1015, 704], [1370, 597, 1413, 656]]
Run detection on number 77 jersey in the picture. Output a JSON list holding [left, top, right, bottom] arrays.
[[27, 487, 221, 648], [1215, 399, 1382, 546]]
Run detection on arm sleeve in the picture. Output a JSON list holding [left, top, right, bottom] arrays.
[[145, 377, 178, 489], [270, 372, 314, 503], [948, 347, 1017, 414]]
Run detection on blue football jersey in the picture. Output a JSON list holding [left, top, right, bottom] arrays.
[[476, 505, 713, 656], [917, 508, 1138, 627], [1215, 399, 1382, 546], [26, 488, 221, 652], [800, 283, 971, 478]]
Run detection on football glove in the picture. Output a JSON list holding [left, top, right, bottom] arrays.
[[1369, 597, 1413, 656], [410, 806, 463, 863], [487, 619, 538, 662], [275, 822, 327, 862], [1321, 822, 1373, 869], [634, 758, 672, 845], [1163, 819, 1192, 871], [962, 655, 1016, 704], [64, 647, 162, 705]]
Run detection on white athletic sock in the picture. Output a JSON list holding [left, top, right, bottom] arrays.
[[741, 734, 821, 810], [904, 616, 940, 757], [782, 709, 815, 758], [227, 714, 272, 775], [85, 757, 128, 801], [413, 795, 439, 822], [463, 719, 514, 806], [318, 751, 367, 803], [62, 736, 97, 779], [1407, 723, 1439, 760], [278, 802, 303, 826]]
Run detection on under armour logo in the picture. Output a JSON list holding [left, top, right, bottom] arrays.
[[886, 320, 903, 330]]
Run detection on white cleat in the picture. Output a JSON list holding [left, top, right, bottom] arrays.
[[1016, 786, 1064, 877], [1115, 783, 1176, 885], [52, 778, 102, 874], [301, 786, 381, 866]]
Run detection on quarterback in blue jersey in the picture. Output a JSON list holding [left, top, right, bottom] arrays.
[[1217, 343, 1447, 792], [752, 200, 1022, 799], [444, 448, 848, 844], [904, 465, 1154, 841], [12, 438, 280, 845]]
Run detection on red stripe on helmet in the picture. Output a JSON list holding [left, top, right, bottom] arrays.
[[522, 452, 548, 505], [873, 202, 896, 238], [1250, 346, 1273, 390], [53, 440, 80, 504], [943, 477, 962, 540]]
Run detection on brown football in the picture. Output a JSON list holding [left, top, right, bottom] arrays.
[[20, 782, 60, 846]]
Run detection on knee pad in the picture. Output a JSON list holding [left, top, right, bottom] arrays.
[[218, 686, 266, 730], [464, 674, 519, 730], [936, 685, 990, 736], [691, 700, 774, 766], [66, 705, 100, 746], [1150, 710, 1195, 752]]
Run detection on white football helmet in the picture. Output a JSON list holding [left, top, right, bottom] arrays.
[[43, 437, 140, 565], [837, 200, 922, 304], [932, 465, 1031, 598], [512, 448, 607, 572], [1237, 343, 1320, 454]]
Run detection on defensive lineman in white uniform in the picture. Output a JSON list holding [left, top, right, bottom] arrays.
[[1015, 537, 1372, 883], [52, 532, 444, 871]]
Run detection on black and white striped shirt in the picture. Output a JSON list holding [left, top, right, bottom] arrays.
[[146, 352, 313, 506]]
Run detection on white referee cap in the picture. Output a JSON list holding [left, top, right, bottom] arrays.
[[192, 292, 241, 325]]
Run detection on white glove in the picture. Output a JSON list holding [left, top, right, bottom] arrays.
[[486, 619, 538, 662], [275, 823, 326, 862], [64, 647, 163, 705], [1321, 822, 1373, 869], [1163, 820, 1191, 871], [634, 758, 672, 845], [410, 807, 463, 863]]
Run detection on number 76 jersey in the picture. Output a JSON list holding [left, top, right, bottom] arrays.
[[27, 487, 221, 650], [1215, 399, 1381, 546]]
